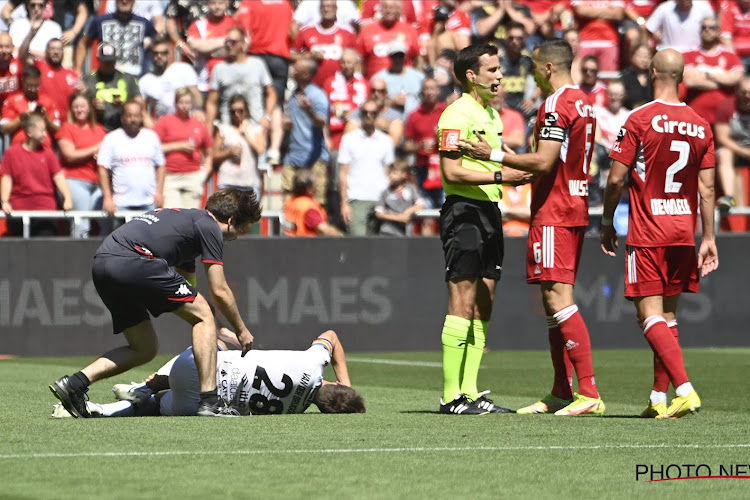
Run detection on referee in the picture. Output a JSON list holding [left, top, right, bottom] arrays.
[[437, 44, 529, 415]]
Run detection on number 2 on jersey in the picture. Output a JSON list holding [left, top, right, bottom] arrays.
[[665, 140, 688, 193]]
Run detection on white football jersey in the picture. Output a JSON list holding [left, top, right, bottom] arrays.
[[216, 345, 330, 415]]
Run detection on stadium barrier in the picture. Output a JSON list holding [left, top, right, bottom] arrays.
[[0, 235, 746, 357], [2, 207, 749, 237]]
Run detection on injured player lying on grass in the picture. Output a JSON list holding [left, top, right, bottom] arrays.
[[52, 329, 365, 418]]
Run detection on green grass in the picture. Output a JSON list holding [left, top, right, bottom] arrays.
[[1, 348, 749, 499]]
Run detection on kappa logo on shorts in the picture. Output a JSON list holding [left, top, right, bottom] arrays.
[[176, 284, 191, 296], [440, 129, 460, 151]]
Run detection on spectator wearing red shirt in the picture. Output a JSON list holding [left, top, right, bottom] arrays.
[[0, 33, 21, 109], [571, 0, 625, 72], [56, 93, 107, 238], [292, 0, 356, 88], [187, 0, 236, 94], [683, 17, 743, 126], [154, 88, 212, 209], [323, 48, 368, 150], [403, 77, 445, 212], [720, 0, 750, 71], [0, 64, 59, 147], [419, 0, 470, 69], [360, 0, 419, 28], [0, 112, 72, 236], [235, 0, 298, 108], [579, 55, 608, 107], [714, 76, 750, 232], [357, 0, 421, 79], [20, 33, 80, 117]]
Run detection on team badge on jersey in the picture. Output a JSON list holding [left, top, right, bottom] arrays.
[[440, 129, 461, 151]]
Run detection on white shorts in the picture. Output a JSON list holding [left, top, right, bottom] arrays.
[[159, 347, 201, 416]]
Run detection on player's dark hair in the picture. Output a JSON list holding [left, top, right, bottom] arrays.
[[453, 43, 498, 88], [23, 64, 41, 80], [536, 39, 574, 72], [205, 187, 262, 227], [313, 384, 366, 414], [291, 169, 315, 197]]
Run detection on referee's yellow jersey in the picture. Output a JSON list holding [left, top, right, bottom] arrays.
[[437, 93, 504, 202]]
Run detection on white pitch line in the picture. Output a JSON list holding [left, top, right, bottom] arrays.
[[347, 357, 486, 369], [2, 443, 749, 460]]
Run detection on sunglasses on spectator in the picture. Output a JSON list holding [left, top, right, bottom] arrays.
[[225, 38, 242, 45], [230, 108, 245, 114], [362, 109, 378, 116], [371, 88, 387, 93], [29, 2, 44, 8], [701, 25, 719, 30], [582, 68, 598, 74]]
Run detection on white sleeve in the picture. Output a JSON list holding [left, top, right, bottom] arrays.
[[383, 135, 395, 165], [177, 63, 199, 87], [645, 4, 664, 34], [152, 132, 166, 166], [98, 134, 115, 170], [337, 133, 352, 164]]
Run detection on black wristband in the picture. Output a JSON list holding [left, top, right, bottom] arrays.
[[494, 170, 503, 184]]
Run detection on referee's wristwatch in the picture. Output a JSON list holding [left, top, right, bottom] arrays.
[[494, 171, 503, 184]]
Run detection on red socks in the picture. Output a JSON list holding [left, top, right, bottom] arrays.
[[643, 316, 688, 389], [547, 317, 573, 400], [553, 305, 598, 399], [652, 320, 678, 392]]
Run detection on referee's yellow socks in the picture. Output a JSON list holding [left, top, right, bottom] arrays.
[[460, 319, 487, 400], [442, 315, 471, 402]]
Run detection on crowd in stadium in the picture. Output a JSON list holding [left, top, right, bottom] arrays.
[[0, 0, 747, 238]]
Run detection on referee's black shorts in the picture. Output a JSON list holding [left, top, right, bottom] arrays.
[[92, 254, 198, 334], [440, 195, 504, 282]]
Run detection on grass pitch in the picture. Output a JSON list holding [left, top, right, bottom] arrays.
[[1, 348, 749, 499]]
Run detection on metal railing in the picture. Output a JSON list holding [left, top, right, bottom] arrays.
[[0, 210, 284, 238], [1, 207, 748, 239]]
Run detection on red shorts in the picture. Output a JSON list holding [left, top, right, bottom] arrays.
[[526, 226, 585, 285], [624, 245, 699, 298]]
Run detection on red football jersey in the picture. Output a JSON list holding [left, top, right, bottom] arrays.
[[0, 57, 21, 108], [1, 92, 59, 147], [234, 0, 295, 58], [683, 46, 743, 124], [571, 0, 625, 43], [293, 23, 357, 87], [356, 20, 420, 79], [609, 100, 715, 247], [36, 59, 79, 116], [721, 0, 750, 57], [530, 85, 595, 227], [324, 70, 369, 149]]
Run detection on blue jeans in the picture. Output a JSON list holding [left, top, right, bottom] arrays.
[[67, 178, 102, 238]]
